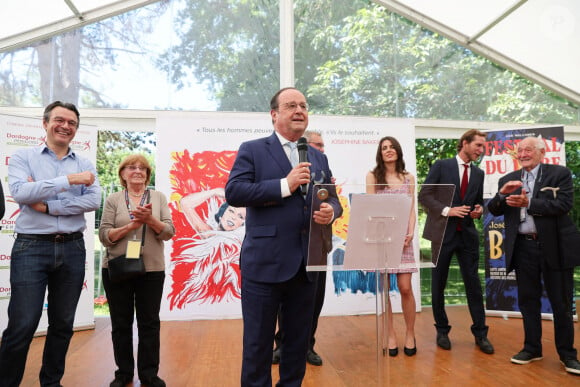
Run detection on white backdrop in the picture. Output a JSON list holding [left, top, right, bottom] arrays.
[[156, 112, 420, 321], [0, 111, 421, 327], [0, 114, 97, 334]]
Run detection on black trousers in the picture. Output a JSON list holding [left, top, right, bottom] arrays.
[[513, 236, 577, 360], [102, 269, 165, 381], [431, 231, 488, 338]]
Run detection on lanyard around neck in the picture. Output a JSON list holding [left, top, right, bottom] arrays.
[[124, 189, 149, 220]]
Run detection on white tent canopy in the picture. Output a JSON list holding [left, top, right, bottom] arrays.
[[377, 0, 580, 105], [1, 0, 579, 106], [0, 0, 161, 53]]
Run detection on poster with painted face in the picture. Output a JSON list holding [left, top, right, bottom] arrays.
[[156, 112, 418, 320], [167, 149, 245, 309]]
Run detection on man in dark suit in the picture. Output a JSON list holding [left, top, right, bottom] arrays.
[[225, 87, 342, 387], [419, 129, 494, 354], [272, 130, 333, 367], [487, 136, 580, 375]]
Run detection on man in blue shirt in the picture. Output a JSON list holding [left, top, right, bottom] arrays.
[[0, 101, 101, 387]]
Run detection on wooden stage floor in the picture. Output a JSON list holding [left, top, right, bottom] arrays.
[[19, 305, 580, 386]]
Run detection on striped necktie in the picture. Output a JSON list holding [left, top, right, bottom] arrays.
[[286, 142, 298, 167]]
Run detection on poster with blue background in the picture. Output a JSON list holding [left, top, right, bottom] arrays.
[[482, 126, 565, 317]]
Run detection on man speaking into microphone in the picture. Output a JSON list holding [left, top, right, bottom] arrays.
[[226, 87, 342, 387]]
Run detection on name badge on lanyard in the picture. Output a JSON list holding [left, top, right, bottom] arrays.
[[124, 189, 149, 259]]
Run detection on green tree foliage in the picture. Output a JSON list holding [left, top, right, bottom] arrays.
[[96, 131, 156, 189], [414, 138, 456, 182], [306, 5, 578, 122], [565, 141, 580, 223], [160, 0, 577, 124], [157, 0, 281, 111], [158, 0, 378, 112]]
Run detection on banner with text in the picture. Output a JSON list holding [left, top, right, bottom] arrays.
[[156, 112, 419, 320], [0, 114, 97, 334]]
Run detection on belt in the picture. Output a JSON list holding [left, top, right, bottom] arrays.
[[517, 233, 537, 240], [17, 232, 84, 243]]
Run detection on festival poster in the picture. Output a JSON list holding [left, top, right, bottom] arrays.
[[482, 126, 565, 316], [0, 113, 98, 334], [156, 112, 419, 320]]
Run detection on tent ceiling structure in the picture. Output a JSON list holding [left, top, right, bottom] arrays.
[[377, 0, 580, 106], [0, 0, 161, 54], [1, 0, 579, 107]]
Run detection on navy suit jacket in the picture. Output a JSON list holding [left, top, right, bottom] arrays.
[[487, 164, 580, 271], [419, 157, 484, 245], [225, 132, 342, 283]]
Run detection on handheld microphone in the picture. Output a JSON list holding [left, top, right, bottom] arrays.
[[297, 137, 309, 195]]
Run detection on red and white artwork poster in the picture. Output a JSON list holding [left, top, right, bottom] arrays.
[[156, 112, 418, 321]]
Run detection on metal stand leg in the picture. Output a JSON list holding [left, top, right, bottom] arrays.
[[375, 270, 388, 386]]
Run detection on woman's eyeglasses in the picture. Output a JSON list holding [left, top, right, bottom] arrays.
[[125, 165, 147, 171]]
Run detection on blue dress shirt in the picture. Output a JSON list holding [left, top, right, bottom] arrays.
[[8, 144, 101, 234]]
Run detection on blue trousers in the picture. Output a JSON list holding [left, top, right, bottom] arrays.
[[241, 269, 316, 387], [0, 237, 86, 387]]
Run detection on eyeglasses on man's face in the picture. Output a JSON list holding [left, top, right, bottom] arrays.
[[125, 165, 147, 171], [51, 117, 78, 129], [309, 142, 325, 148], [279, 102, 309, 112]]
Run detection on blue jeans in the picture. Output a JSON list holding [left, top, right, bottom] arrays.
[[0, 237, 86, 387]]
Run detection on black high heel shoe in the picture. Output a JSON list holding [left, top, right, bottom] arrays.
[[404, 339, 417, 356], [388, 347, 399, 357]]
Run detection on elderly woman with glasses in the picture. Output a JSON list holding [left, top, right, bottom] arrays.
[[99, 154, 175, 387]]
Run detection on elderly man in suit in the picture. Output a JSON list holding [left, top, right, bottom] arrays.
[[419, 129, 494, 354], [487, 136, 580, 375], [272, 129, 334, 367], [225, 87, 342, 387]]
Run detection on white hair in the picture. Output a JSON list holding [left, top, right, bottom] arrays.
[[522, 136, 544, 150]]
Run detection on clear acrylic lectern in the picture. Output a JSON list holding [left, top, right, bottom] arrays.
[[307, 183, 454, 386]]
